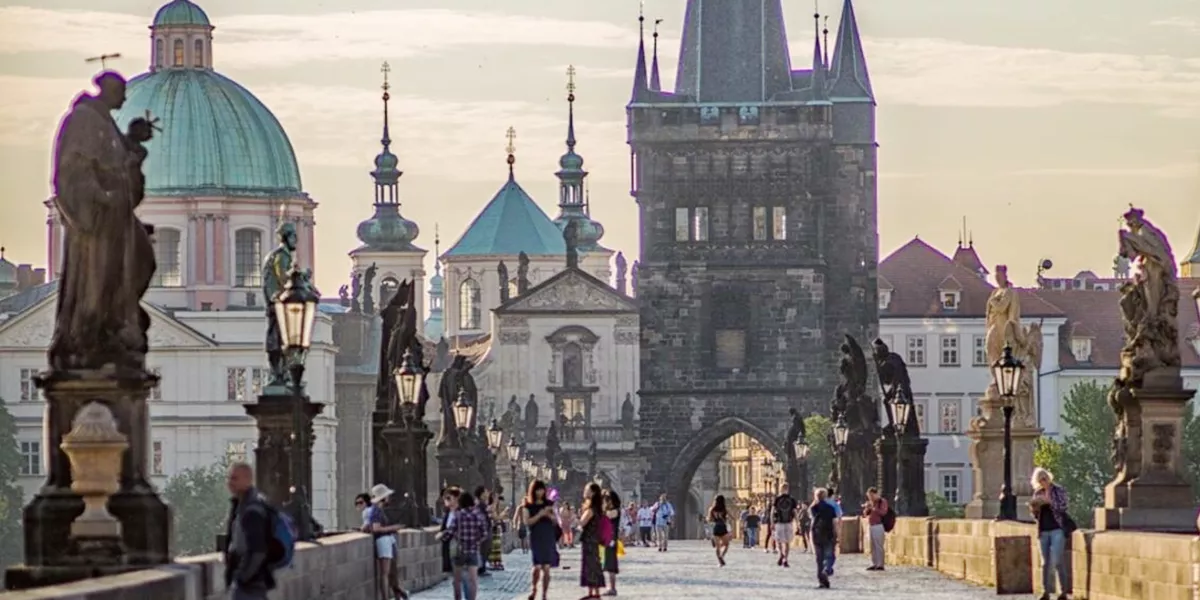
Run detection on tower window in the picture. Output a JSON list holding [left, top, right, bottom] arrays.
[[380, 276, 399, 307], [234, 228, 263, 287], [194, 40, 204, 67], [459, 278, 481, 330], [675, 208, 689, 241], [151, 227, 182, 287], [772, 207, 787, 240], [155, 39, 164, 68], [173, 39, 184, 67], [752, 207, 768, 241], [692, 207, 709, 241]]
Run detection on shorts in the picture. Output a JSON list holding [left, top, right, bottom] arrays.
[[713, 523, 729, 537], [453, 552, 481, 568], [374, 534, 396, 559], [773, 523, 795, 545]]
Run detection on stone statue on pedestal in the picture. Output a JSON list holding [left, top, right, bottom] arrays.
[[350, 270, 362, 313], [1115, 207, 1180, 387], [981, 265, 1042, 427], [517, 252, 531, 294], [363, 263, 378, 314], [830, 335, 880, 512], [564, 220, 580, 269], [615, 252, 628, 295], [497, 261, 510, 302]]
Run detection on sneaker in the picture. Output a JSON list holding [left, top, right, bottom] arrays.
[[817, 574, 830, 588]]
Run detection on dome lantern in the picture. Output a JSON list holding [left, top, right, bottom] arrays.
[[552, 65, 606, 252], [355, 62, 419, 252]]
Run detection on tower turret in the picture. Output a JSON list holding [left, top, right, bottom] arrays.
[[355, 62, 420, 252], [553, 66, 605, 252]]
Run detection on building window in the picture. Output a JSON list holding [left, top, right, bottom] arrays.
[[913, 401, 926, 433], [249, 368, 269, 397], [560, 397, 586, 422], [973, 335, 987, 366], [941, 291, 960, 310], [1071, 337, 1092, 362], [193, 40, 204, 67], [152, 441, 164, 475], [771, 207, 787, 240], [234, 229, 263, 288], [19, 368, 40, 402], [675, 208, 690, 241], [225, 441, 248, 463], [155, 39, 164, 68], [878, 289, 891, 310], [939, 471, 961, 504], [752, 207, 768, 241], [151, 227, 182, 287], [19, 441, 41, 476], [226, 368, 247, 402], [692, 207, 710, 241], [906, 336, 926, 366], [940, 335, 959, 366], [715, 329, 746, 370], [380, 276, 400, 307], [939, 399, 961, 433], [459, 278, 481, 329], [173, 39, 184, 66], [562, 343, 584, 388]]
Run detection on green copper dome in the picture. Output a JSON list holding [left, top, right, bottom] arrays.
[[153, 0, 210, 27], [444, 172, 565, 257], [112, 69, 303, 197], [356, 204, 419, 251]]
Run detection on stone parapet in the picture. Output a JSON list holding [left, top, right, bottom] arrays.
[[873, 517, 1200, 600], [0, 529, 448, 600]]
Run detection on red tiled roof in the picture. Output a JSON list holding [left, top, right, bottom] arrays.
[[952, 243, 988, 275]]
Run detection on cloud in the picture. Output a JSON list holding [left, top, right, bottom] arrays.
[[1151, 17, 1200, 34], [0, 6, 638, 69], [1008, 164, 1200, 178]]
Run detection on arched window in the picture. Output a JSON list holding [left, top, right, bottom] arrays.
[[562, 342, 583, 388], [155, 39, 164, 68], [459, 278, 481, 329], [193, 40, 204, 67], [151, 227, 182, 287], [172, 39, 184, 67], [234, 229, 263, 287], [380, 276, 399, 307]]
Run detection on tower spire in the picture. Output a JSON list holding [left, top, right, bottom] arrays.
[[650, 18, 663, 91], [434, 224, 442, 275], [356, 61, 419, 251], [630, 3, 649, 102], [823, 16, 830, 68], [554, 68, 604, 250], [675, 0, 793, 102], [829, 0, 874, 100], [369, 61, 403, 203], [380, 61, 392, 150], [505, 126, 517, 178], [566, 65, 577, 150]]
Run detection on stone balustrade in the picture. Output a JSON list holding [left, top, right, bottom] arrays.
[[869, 517, 1200, 600], [0, 528, 447, 600]]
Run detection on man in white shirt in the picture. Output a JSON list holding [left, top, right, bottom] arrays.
[[651, 493, 675, 552], [637, 503, 653, 546]]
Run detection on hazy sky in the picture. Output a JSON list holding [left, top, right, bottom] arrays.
[[1, 0, 1198, 292]]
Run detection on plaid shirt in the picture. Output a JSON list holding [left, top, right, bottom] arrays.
[[1034, 484, 1070, 528], [447, 507, 489, 552]]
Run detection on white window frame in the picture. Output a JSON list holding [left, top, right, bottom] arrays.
[[940, 335, 960, 366], [19, 440, 41, 476], [878, 289, 892, 310], [152, 440, 165, 475], [939, 470, 961, 504], [972, 335, 987, 366], [675, 207, 690, 241], [19, 368, 41, 402], [941, 290, 960, 310], [939, 398, 961, 433], [906, 335, 926, 366], [1071, 337, 1092, 362]]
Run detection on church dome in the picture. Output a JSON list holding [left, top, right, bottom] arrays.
[[356, 204, 420, 251], [153, 0, 210, 27], [553, 214, 605, 251]]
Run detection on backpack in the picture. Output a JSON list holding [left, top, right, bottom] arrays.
[[265, 504, 298, 571], [881, 504, 896, 533], [596, 515, 615, 546]]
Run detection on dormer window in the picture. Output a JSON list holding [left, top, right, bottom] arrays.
[[941, 291, 961, 310], [1071, 337, 1092, 362], [878, 289, 892, 310]]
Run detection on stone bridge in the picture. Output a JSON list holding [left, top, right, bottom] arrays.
[[0, 519, 1194, 599]]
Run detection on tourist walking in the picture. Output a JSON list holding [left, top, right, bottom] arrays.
[[602, 490, 622, 596], [222, 462, 274, 600], [771, 484, 799, 567], [560, 503, 577, 548], [513, 508, 529, 554], [822, 487, 843, 575], [862, 487, 888, 570], [621, 501, 636, 545], [363, 483, 410, 600], [636, 503, 653, 547], [441, 491, 489, 600], [651, 493, 675, 552], [708, 495, 732, 566], [577, 483, 607, 599], [473, 487, 493, 577], [743, 505, 761, 549], [1030, 468, 1074, 600], [796, 500, 812, 553], [523, 479, 559, 600], [810, 488, 839, 589]]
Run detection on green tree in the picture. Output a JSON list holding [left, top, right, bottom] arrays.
[[926, 492, 965, 518], [162, 462, 230, 556], [0, 399, 24, 569], [1034, 437, 1062, 474], [803, 415, 834, 491], [1052, 381, 1116, 528]]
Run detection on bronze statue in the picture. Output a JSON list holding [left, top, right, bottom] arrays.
[[338, 284, 350, 307], [615, 252, 628, 295], [873, 337, 914, 433], [262, 221, 298, 386], [497, 260, 510, 302], [1116, 206, 1181, 387], [350, 269, 362, 313], [436, 355, 470, 448], [564, 220, 580, 268], [49, 71, 158, 373], [786, 407, 807, 446], [379, 278, 416, 419], [517, 252, 531, 294], [363, 263, 378, 314], [835, 335, 871, 421]]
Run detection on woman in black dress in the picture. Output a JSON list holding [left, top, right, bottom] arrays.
[[522, 479, 559, 600], [601, 490, 622, 597], [577, 483, 605, 599], [708, 494, 732, 566]]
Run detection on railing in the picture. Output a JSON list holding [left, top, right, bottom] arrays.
[[521, 423, 637, 447]]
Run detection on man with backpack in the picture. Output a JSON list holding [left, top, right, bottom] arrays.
[[771, 484, 799, 567], [809, 488, 840, 589], [224, 462, 280, 600], [650, 493, 674, 552], [862, 487, 891, 571]]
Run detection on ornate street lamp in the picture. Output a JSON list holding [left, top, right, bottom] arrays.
[[832, 415, 849, 451], [453, 388, 473, 432], [993, 343, 1025, 521], [831, 413, 849, 496], [506, 437, 521, 511], [793, 438, 810, 461], [486, 420, 504, 452], [392, 348, 423, 410], [893, 395, 913, 515], [273, 266, 319, 541]]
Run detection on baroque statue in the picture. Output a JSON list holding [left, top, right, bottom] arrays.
[[436, 355, 471, 448], [564, 219, 580, 268], [836, 335, 878, 431], [497, 260, 510, 302], [787, 407, 807, 445], [1116, 207, 1180, 387], [379, 278, 421, 421], [630, 260, 640, 296], [262, 221, 298, 387], [872, 338, 914, 433], [984, 265, 1042, 426], [350, 269, 362, 313], [49, 71, 158, 373], [517, 252, 531, 294], [338, 284, 350, 307], [615, 252, 628, 295], [363, 263, 378, 314]]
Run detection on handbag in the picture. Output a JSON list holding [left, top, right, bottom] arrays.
[[1061, 512, 1078, 535], [616, 540, 626, 558]]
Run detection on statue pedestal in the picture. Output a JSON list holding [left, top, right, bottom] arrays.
[[436, 445, 479, 492], [897, 436, 930, 517], [874, 433, 897, 504], [246, 393, 324, 510], [1096, 381, 1197, 532], [5, 370, 172, 590], [965, 390, 1042, 519], [376, 418, 434, 528]]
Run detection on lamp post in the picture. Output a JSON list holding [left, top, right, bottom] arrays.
[[893, 396, 913, 516], [793, 437, 810, 494], [506, 437, 521, 513], [273, 266, 321, 541], [386, 347, 432, 527], [993, 344, 1024, 521], [454, 389, 474, 432], [832, 414, 849, 495]]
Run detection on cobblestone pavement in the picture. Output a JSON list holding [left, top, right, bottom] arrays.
[[412, 541, 996, 599]]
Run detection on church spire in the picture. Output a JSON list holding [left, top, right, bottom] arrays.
[[829, 0, 873, 100], [355, 62, 419, 251], [809, 5, 828, 101], [505, 126, 517, 179], [630, 5, 650, 103], [675, 0, 793, 102], [553, 67, 605, 251], [371, 61, 402, 202], [650, 18, 663, 91]]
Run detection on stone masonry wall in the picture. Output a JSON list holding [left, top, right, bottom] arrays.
[[0, 530, 447, 600], [875, 517, 1200, 600]]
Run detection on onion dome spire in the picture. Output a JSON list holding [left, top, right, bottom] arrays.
[[356, 62, 420, 251], [553, 66, 605, 252]]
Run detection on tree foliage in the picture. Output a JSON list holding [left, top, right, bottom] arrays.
[[926, 492, 965, 518], [804, 415, 834, 491], [161, 461, 230, 557], [0, 399, 23, 569]]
